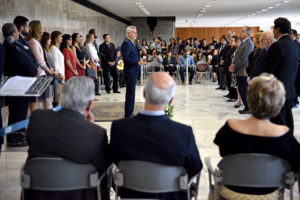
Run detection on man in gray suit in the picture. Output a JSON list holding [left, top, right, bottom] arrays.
[[230, 26, 254, 114]]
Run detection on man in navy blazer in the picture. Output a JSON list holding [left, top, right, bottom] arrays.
[[121, 26, 147, 117], [110, 72, 203, 200], [263, 17, 300, 134]]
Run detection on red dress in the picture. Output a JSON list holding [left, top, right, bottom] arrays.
[[62, 48, 77, 82]]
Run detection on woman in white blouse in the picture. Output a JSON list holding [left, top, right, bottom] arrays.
[[85, 33, 100, 94], [27, 20, 53, 111], [50, 31, 64, 105]]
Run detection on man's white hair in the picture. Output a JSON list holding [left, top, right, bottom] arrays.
[[126, 26, 136, 35], [144, 76, 177, 107]]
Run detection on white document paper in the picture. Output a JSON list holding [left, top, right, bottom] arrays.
[[0, 76, 37, 96]]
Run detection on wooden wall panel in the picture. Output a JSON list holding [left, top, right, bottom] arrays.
[[176, 27, 260, 43]]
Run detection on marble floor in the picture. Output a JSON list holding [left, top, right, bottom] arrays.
[[0, 80, 300, 200]]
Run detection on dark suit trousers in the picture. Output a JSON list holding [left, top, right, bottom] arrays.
[[271, 99, 294, 134], [180, 67, 194, 82], [103, 65, 119, 91], [218, 66, 227, 89], [125, 76, 136, 117], [236, 76, 248, 110], [6, 97, 30, 142]]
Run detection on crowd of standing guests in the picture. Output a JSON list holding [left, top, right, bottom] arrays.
[[0, 15, 124, 147]]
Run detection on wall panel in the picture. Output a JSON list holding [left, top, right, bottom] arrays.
[[176, 27, 260, 43]]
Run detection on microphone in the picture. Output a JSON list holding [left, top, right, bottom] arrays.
[[6, 36, 29, 50]]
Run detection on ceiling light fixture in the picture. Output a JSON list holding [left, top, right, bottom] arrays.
[[201, 10, 206, 13], [268, 6, 274, 9], [275, 3, 281, 6], [261, 9, 268, 12], [205, 5, 211, 7]]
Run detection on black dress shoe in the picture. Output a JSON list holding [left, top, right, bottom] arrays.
[[106, 90, 111, 94], [239, 109, 250, 114], [234, 103, 242, 108], [223, 94, 230, 98], [95, 93, 101, 95], [215, 87, 223, 90], [113, 90, 121, 93]]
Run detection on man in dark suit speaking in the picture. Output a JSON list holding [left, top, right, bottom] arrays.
[[121, 26, 147, 118], [263, 17, 300, 134], [25, 77, 111, 200], [110, 72, 203, 200]]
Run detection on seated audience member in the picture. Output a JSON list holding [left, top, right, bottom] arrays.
[[25, 77, 111, 200], [194, 50, 207, 83], [214, 73, 300, 199], [110, 72, 203, 200], [179, 49, 195, 85], [148, 49, 163, 72], [2, 23, 39, 147], [163, 50, 177, 77]]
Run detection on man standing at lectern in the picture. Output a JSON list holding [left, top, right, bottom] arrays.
[[121, 26, 147, 118], [2, 23, 39, 147]]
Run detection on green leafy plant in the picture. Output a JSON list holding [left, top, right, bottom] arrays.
[[165, 103, 174, 118]]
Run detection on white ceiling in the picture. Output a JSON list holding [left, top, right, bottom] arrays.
[[89, 0, 300, 29]]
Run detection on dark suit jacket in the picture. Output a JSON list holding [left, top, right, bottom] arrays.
[[163, 56, 177, 67], [25, 108, 111, 200], [263, 35, 300, 100], [0, 44, 4, 145], [121, 38, 140, 79], [3, 39, 37, 77], [18, 35, 35, 59], [223, 46, 236, 72], [99, 42, 116, 67], [110, 113, 203, 200]]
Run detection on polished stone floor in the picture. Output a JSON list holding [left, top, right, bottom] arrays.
[[0, 80, 300, 200]]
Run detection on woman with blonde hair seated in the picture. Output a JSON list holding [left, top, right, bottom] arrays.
[[214, 73, 300, 200]]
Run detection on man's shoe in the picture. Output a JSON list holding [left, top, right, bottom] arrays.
[[223, 94, 230, 98], [95, 93, 101, 96], [189, 81, 193, 85], [182, 82, 185, 86], [216, 87, 223, 90], [239, 109, 250, 114], [113, 90, 121, 93], [106, 90, 111, 94]]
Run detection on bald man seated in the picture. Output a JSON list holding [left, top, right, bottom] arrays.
[[110, 72, 203, 200]]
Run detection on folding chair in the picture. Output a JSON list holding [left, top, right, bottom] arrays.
[[205, 153, 295, 200], [113, 160, 200, 200], [20, 157, 108, 200]]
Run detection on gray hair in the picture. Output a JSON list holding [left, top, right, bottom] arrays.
[[126, 26, 136, 35], [2, 23, 17, 38], [144, 76, 177, 107], [60, 77, 95, 112]]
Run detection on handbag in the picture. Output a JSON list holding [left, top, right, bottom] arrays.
[[86, 61, 97, 79], [86, 67, 96, 79]]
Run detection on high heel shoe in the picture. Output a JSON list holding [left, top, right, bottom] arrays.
[[234, 103, 242, 108]]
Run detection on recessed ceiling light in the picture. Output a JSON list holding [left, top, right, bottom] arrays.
[[138, 5, 144, 8], [205, 5, 211, 7], [198, 14, 203, 16], [275, 3, 281, 6], [135, 2, 141, 5], [252, 13, 256, 15], [201, 10, 206, 13], [268, 6, 274, 9], [141, 7, 146, 10], [283, 0, 289, 3], [261, 9, 268, 12]]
